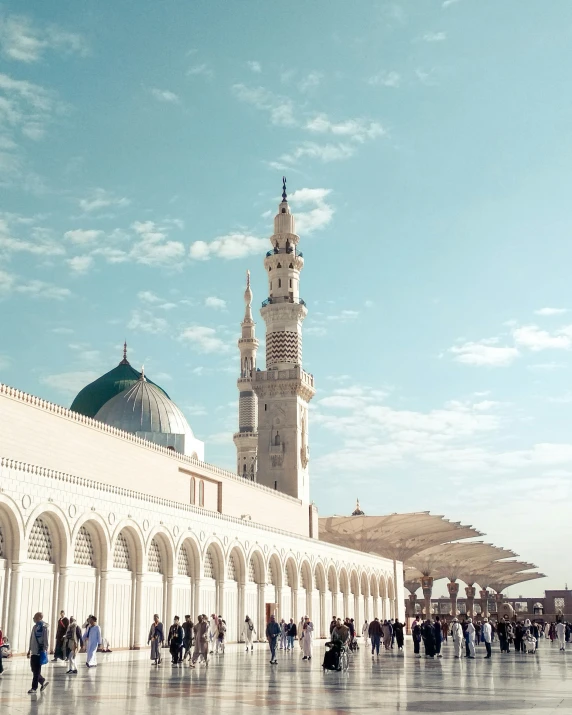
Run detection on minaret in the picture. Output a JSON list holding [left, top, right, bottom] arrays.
[[233, 271, 259, 480], [252, 178, 316, 501]]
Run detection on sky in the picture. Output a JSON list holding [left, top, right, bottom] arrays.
[[1, 0, 572, 597]]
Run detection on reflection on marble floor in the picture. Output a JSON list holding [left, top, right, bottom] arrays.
[[0, 639, 570, 714]]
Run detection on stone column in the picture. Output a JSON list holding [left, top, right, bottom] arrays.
[[292, 588, 298, 624], [447, 581, 459, 616], [133, 572, 143, 649], [495, 592, 503, 614], [479, 589, 489, 618], [166, 576, 174, 625], [7, 562, 22, 653], [99, 570, 109, 636], [421, 576, 433, 619], [57, 566, 69, 615], [407, 593, 417, 618], [465, 585, 476, 617]]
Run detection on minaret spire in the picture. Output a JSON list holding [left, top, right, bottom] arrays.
[[120, 340, 129, 365], [282, 176, 287, 202], [233, 270, 259, 480]]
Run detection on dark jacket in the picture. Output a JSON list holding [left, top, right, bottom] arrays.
[[266, 621, 280, 639], [168, 624, 183, 646], [368, 620, 383, 637], [289, 623, 297, 637], [434, 622, 442, 643]]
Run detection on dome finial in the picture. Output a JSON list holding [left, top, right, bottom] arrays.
[[282, 176, 287, 202], [120, 340, 129, 365], [140, 364, 146, 381]]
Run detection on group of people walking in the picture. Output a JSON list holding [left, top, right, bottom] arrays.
[[410, 614, 572, 659], [265, 614, 314, 664], [26, 610, 102, 694], [365, 618, 405, 655], [148, 613, 228, 668]]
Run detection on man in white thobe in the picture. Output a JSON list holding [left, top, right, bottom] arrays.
[[83, 616, 102, 668], [451, 618, 464, 659], [556, 621, 566, 651], [362, 620, 369, 646], [208, 614, 218, 655], [243, 616, 256, 652], [482, 618, 492, 659], [298, 617, 305, 650], [466, 618, 476, 659], [301, 616, 314, 660]]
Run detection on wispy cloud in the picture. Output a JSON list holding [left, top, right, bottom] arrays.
[[289, 187, 334, 233], [66, 255, 93, 274], [231, 84, 296, 126], [0, 14, 87, 63], [187, 63, 214, 79], [190, 233, 267, 261], [442, 0, 461, 7], [247, 60, 261, 73], [534, 307, 568, 316], [179, 325, 230, 354], [423, 31, 447, 42], [449, 339, 520, 367], [40, 370, 99, 395], [205, 296, 227, 310], [513, 324, 572, 351], [64, 229, 102, 244], [149, 87, 180, 103], [16, 279, 71, 300], [306, 114, 385, 143], [280, 142, 355, 164], [78, 188, 130, 213], [131, 220, 186, 267], [299, 72, 323, 92], [367, 71, 401, 88], [128, 309, 169, 334]]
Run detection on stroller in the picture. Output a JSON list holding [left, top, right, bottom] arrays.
[[349, 637, 359, 652]]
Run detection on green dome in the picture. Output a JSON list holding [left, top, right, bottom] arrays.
[[70, 351, 170, 418]]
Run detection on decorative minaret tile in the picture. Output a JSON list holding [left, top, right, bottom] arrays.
[[233, 270, 259, 480], [252, 178, 315, 501]]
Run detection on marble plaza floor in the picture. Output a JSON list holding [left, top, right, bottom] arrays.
[[0, 638, 571, 714]]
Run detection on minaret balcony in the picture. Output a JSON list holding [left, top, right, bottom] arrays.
[[261, 296, 306, 307], [266, 248, 303, 258]]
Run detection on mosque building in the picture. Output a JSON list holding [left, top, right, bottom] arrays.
[[0, 181, 543, 654], [0, 181, 401, 654]]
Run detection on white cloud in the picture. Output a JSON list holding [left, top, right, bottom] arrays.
[[299, 72, 323, 92], [130, 220, 186, 267], [289, 187, 334, 233], [187, 63, 214, 79], [67, 255, 93, 273], [149, 87, 179, 103], [190, 233, 267, 261], [51, 327, 74, 335], [16, 280, 71, 300], [78, 188, 130, 213], [367, 71, 401, 88], [0, 228, 65, 257], [127, 310, 168, 334], [247, 60, 261, 73], [40, 370, 99, 395], [442, 0, 461, 6], [231, 84, 296, 126], [423, 31, 447, 42], [0, 354, 11, 371], [513, 324, 572, 351], [205, 296, 227, 310], [280, 142, 355, 164], [534, 307, 568, 316], [138, 290, 161, 304], [179, 325, 230, 354], [306, 114, 385, 143], [64, 229, 102, 244], [0, 14, 87, 63], [449, 340, 519, 367]]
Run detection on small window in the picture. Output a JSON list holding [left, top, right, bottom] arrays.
[[289, 263, 293, 269], [289, 279, 292, 288], [277, 263, 281, 268], [270, 282, 272, 290], [278, 279, 282, 288], [264, 404, 267, 411], [190, 477, 196, 505], [281, 208, 286, 213], [199, 480, 205, 507]]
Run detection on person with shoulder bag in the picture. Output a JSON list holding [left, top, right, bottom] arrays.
[[27, 612, 49, 694], [64, 617, 83, 674]]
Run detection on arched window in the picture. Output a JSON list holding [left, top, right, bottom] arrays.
[[178, 547, 191, 577], [190, 477, 196, 505], [113, 531, 131, 570], [274, 432, 280, 446], [199, 480, 205, 507], [148, 538, 162, 574]]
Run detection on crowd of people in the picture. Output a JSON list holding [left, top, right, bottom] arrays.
[[5, 608, 572, 694], [409, 614, 572, 659]]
